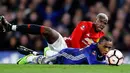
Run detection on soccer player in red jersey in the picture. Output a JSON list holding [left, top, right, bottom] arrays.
[[0, 13, 108, 57], [65, 13, 108, 48]]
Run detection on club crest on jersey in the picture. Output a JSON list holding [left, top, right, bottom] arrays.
[[92, 51, 96, 55], [80, 25, 85, 30]]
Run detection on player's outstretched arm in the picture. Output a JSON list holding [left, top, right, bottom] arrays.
[[0, 16, 59, 44]]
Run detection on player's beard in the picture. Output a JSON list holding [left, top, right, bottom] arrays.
[[93, 24, 100, 32]]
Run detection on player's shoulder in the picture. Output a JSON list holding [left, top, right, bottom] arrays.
[[80, 21, 93, 25], [78, 21, 93, 28], [90, 43, 97, 48], [84, 43, 97, 50]]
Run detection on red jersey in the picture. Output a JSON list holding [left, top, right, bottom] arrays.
[[65, 21, 104, 48]]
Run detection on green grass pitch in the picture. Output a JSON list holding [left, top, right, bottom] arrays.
[[1, 64, 130, 73]]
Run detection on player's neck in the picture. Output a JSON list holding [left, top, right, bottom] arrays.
[[93, 23, 99, 32]]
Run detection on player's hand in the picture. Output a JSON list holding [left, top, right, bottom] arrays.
[[0, 16, 12, 32]]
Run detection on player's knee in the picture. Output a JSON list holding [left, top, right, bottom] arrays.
[[43, 27, 59, 43], [44, 26, 53, 34]]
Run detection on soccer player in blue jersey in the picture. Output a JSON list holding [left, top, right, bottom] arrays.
[[17, 36, 113, 65]]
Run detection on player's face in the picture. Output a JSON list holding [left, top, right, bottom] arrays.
[[95, 18, 108, 32], [98, 40, 113, 56]]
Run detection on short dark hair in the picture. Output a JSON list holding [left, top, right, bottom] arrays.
[[98, 36, 112, 43]]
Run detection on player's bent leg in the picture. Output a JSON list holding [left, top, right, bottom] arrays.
[[0, 16, 67, 57], [45, 33, 68, 57], [48, 33, 67, 51]]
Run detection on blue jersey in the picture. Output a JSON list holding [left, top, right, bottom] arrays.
[[53, 43, 106, 64]]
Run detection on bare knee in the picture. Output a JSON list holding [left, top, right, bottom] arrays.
[[43, 26, 59, 44]]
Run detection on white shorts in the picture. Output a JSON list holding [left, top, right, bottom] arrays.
[[48, 33, 67, 51], [45, 33, 68, 57]]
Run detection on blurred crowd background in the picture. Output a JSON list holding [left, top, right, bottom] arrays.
[[0, 0, 130, 52]]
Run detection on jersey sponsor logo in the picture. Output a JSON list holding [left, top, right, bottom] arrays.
[[92, 51, 96, 55], [82, 38, 94, 45], [61, 52, 86, 61]]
